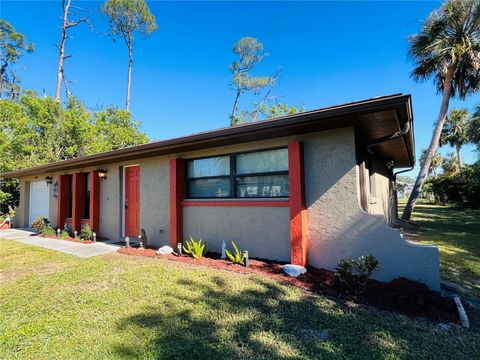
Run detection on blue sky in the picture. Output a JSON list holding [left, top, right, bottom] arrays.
[[2, 1, 479, 175]]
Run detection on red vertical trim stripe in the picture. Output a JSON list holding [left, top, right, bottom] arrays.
[[288, 141, 308, 266], [57, 175, 70, 229], [170, 158, 186, 248], [89, 170, 100, 233]]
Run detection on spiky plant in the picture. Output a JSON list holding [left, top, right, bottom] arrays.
[[225, 241, 245, 265], [183, 236, 206, 258]]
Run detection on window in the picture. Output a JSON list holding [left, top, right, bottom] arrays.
[[84, 173, 90, 219], [236, 148, 288, 174], [187, 148, 289, 199], [187, 156, 231, 198]]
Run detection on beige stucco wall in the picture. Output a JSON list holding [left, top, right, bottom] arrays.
[[183, 206, 290, 261], [302, 128, 440, 290], [368, 156, 396, 224], [139, 157, 171, 246], [15, 179, 28, 228], [98, 164, 121, 240]]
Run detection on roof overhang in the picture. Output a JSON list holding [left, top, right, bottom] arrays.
[[1, 93, 415, 178]]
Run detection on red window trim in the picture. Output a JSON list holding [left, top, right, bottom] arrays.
[[182, 200, 289, 207]]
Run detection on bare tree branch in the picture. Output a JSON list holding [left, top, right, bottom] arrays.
[[62, 73, 71, 98], [252, 68, 282, 122], [55, 0, 93, 100]]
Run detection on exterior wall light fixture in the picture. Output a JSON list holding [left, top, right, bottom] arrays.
[[45, 176, 53, 185], [98, 169, 108, 180]]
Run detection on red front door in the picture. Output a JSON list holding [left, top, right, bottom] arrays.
[[125, 166, 140, 237]]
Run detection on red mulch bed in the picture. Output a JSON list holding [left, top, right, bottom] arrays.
[[117, 247, 459, 323], [37, 234, 94, 244]]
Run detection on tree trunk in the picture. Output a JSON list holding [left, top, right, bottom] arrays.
[[125, 42, 132, 112], [456, 144, 463, 169], [56, 0, 70, 101], [0, 62, 7, 97], [230, 89, 241, 126], [402, 66, 455, 221], [10, 71, 17, 100], [10, 84, 15, 100]]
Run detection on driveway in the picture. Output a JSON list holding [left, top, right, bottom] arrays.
[[0, 229, 120, 257]]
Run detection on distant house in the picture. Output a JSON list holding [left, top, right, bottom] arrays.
[[1, 94, 440, 290]]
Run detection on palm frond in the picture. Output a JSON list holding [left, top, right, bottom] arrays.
[[408, 0, 480, 97]]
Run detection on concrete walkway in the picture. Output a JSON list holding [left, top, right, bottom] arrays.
[[0, 229, 120, 258]]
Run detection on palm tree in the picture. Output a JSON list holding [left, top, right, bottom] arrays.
[[442, 152, 460, 175], [402, 0, 480, 221], [469, 104, 480, 146], [420, 149, 444, 178], [440, 109, 471, 168]]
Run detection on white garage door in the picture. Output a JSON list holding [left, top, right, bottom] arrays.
[[29, 181, 50, 226]]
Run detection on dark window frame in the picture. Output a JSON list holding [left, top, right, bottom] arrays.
[[186, 147, 289, 199]]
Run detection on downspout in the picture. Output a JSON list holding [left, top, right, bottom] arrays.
[[392, 166, 414, 223]]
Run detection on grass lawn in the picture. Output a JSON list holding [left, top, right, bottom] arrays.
[[398, 199, 480, 302], [1, 240, 479, 359]]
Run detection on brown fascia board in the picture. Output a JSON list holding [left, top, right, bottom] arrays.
[[1, 93, 413, 178]]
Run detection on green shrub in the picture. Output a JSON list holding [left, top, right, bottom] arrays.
[[32, 217, 48, 232], [183, 236, 206, 258], [59, 230, 70, 239], [225, 241, 245, 265], [335, 255, 380, 294], [58, 230, 71, 239], [79, 224, 94, 240], [41, 226, 56, 236], [427, 162, 480, 208]]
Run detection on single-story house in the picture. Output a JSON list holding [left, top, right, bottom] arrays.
[[1, 94, 440, 290]]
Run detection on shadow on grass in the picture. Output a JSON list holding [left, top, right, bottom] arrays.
[[400, 202, 480, 301], [113, 275, 420, 360]]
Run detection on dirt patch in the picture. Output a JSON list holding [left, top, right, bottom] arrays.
[[117, 247, 459, 323], [36, 234, 94, 244], [76, 276, 120, 292], [119, 247, 157, 257], [0, 263, 64, 283]]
